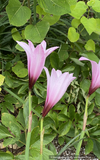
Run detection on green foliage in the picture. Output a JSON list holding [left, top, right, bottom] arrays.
[[25, 20, 50, 43], [38, 0, 70, 15], [6, 0, 31, 26], [12, 61, 28, 78], [1, 0, 100, 159], [68, 27, 80, 42]]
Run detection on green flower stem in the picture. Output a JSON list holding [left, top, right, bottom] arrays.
[[25, 90, 32, 160], [29, 90, 31, 115], [40, 117, 44, 160], [74, 95, 89, 160], [33, 0, 36, 24]]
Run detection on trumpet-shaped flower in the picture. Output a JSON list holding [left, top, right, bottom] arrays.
[[17, 40, 58, 89], [79, 57, 100, 95], [42, 67, 76, 117]]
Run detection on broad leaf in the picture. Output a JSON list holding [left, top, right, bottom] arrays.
[[85, 39, 95, 52], [11, 28, 22, 41], [0, 125, 13, 139], [6, 0, 31, 26], [81, 16, 97, 35], [80, 52, 99, 63], [0, 151, 14, 160], [68, 27, 79, 42], [12, 61, 28, 78], [50, 52, 59, 69], [70, 1, 88, 19], [58, 120, 72, 137], [38, 0, 70, 15], [25, 21, 50, 43]]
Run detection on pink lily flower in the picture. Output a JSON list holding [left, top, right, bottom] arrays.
[[42, 67, 76, 117], [79, 57, 100, 95], [16, 40, 58, 89]]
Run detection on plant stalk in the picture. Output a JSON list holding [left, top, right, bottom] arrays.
[[25, 90, 32, 160], [40, 117, 44, 160], [74, 95, 89, 160]]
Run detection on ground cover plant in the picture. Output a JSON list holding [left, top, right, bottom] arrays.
[[1, 0, 100, 159]]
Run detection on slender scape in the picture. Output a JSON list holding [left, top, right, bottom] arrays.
[[74, 95, 89, 160]]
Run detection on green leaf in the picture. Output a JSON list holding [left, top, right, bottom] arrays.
[[6, 0, 31, 26], [0, 151, 14, 160], [70, 1, 88, 19], [0, 125, 13, 139], [30, 144, 54, 160], [2, 102, 14, 113], [88, 0, 100, 12], [3, 137, 19, 147], [94, 19, 100, 35], [68, 27, 80, 42], [71, 58, 84, 66], [95, 92, 100, 106], [57, 114, 68, 121], [87, 0, 95, 6], [42, 14, 60, 26], [81, 16, 96, 35], [58, 120, 72, 137], [80, 79, 90, 93], [25, 21, 50, 43], [67, 0, 77, 6], [49, 142, 57, 155], [58, 137, 64, 145], [12, 61, 28, 78], [62, 64, 75, 72], [58, 44, 68, 61], [16, 132, 25, 147], [85, 39, 95, 52], [2, 113, 22, 137], [18, 83, 28, 94], [71, 18, 80, 28], [36, 5, 46, 19], [4, 94, 17, 104], [23, 97, 29, 128], [93, 140, 100, 159], [16, 109, 25, 128], [43, 117, 55, 129], [50, 52, 59, 69], [85, 139, 93, 155], [0, 74, 5, 86], [69, 104, 75, 121], [80, 52, 99, 63], [11, 28, 22, 41], [44, 134, 56, 145], [15, 155, 33, 160], [31, 115, 39, 131], [30, 126, 39, 146], [88, 103, 94, 115], [91, 129, 100, 136], [38, 0, 70, 15]]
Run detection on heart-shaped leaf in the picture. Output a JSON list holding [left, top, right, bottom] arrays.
[[38, 0, 70, 15], [71, 19, 80, 28], [6, 0, 31, 26], [81, 16, 97, 35], [94, 19, 100, 35], [12, 61, 28, 78], [68, 27, 80, 42], [88, 0, 100, 12], [25, 20, 50, 43], [85, 39, 95, 52], [70, 1, 88, 19], [11, 28, 22, 41]]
